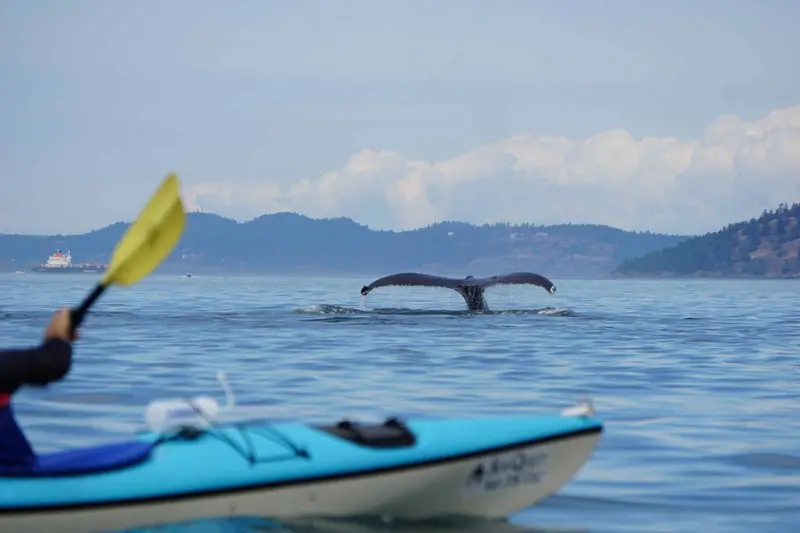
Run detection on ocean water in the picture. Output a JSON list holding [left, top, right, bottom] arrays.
[[0, 273, 798, 533]]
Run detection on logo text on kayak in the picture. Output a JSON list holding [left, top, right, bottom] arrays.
[[461, 449, 549, 496]]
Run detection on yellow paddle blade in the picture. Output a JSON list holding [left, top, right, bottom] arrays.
[[102, 173, 187, 287]]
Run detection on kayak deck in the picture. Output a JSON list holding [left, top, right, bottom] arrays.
[[0, 413, 602, 510]]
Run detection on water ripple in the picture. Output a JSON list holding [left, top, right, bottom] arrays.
[[1, 274, 798, 533]]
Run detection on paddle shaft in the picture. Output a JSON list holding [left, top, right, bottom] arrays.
[[70, 284, 107, 336]]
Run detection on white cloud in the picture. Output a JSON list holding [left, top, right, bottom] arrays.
[[183, 105, 800, 235]]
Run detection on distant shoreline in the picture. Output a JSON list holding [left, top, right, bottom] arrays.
[[5, 270, 798, 282], [5, 205, 800, 279]]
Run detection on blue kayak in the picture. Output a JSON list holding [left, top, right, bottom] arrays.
[[0, 401, 603, 533]]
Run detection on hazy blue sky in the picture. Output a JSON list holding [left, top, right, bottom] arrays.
[[2, 0, 799, 235]]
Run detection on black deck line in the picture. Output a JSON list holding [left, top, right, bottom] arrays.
[[0, 425, 603, 515]]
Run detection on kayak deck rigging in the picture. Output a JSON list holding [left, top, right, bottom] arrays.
[[0, 412, 422, 479], [1, 369, 425, 479], [161, 414, 420, 466], [157, 419, 313, 466]]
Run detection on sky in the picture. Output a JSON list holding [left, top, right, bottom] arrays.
[[1, 0, 799, 236]]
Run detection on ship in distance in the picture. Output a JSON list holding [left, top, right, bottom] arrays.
[[30, 250, 107, 274]]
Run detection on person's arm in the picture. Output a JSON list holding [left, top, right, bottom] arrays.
[[0, 338, 72, 393], [0, 307, 76, 394]]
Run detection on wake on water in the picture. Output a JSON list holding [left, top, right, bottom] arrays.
[[292, 304, 576, 317]]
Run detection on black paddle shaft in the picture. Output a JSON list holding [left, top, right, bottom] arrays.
[[69, 284, 108, 336]]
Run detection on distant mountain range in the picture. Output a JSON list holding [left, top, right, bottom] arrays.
[[0, 212, 687, 278], [614, 202, 800, 277]]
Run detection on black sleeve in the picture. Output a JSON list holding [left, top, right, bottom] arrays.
[[0, 338, 73, 394]]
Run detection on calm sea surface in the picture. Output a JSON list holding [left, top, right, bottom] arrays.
[[0, 273, 798, 533]]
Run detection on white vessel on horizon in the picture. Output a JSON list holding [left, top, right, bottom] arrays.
[[31, 250, 107, 274]]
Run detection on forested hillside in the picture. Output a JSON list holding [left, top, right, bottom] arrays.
[[615, 203, 800, 277]]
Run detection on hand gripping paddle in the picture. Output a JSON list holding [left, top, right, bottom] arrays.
[[69, 173, 187, 336]]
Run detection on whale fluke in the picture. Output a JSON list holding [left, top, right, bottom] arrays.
[[359, 271, 556, 311]]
